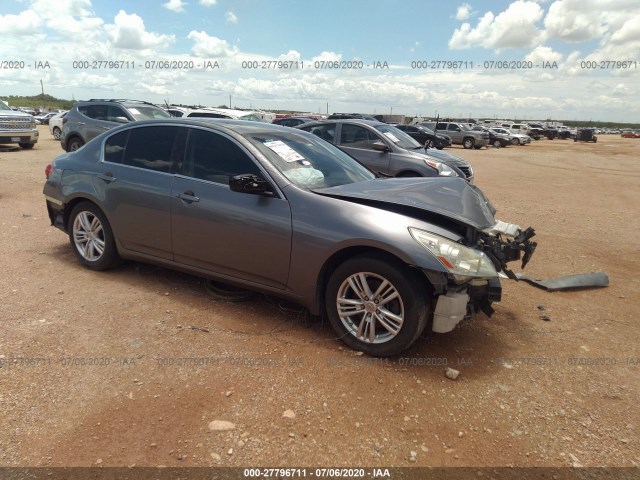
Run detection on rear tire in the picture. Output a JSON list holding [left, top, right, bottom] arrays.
[[67, 137, 84, 152], [53, 127, 61, 140], [325, 254, 430, 356], [68, 202, 121, 271]]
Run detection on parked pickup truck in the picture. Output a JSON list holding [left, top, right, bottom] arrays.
[[420, 121, 489, 149], [0, 101, 38, 149]]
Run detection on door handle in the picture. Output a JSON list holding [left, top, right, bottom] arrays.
[[177, 190, 200, 203], [97, 172, 117, 183]]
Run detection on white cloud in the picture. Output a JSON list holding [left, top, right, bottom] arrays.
[[311, 51, 343, 63], [105, 11, 175, 50], [46, 15, 104, 38], [225, 11, 238, 24], [139, 83, 171, 95], [449, 1, 545, 50], [612, 83, 632, 95], [524, 45, 563, 64], [24, 0, 104, 38], [199, 0, 217, 5], [455, 3, 472, 21], [187, 30, 239, 57], [164, 0, 187, 13], [29, 0, 94, 19], [0, 10, 42, 35], [278, 50, 301, 61], [609, 13, 640, 43], [543, 0, 607, 41]]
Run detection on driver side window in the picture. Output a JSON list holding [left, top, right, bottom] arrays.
[[184, 129, 262, 185], [340, 124, 381, 150]]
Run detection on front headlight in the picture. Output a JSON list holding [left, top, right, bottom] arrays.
[[424, 159, 455, 176], [409, 228, 498, 279]]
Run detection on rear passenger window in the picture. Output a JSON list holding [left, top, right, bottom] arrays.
[[104, 130, 129, 164], [184, 128, 262, 184], [103, 126, 180, 173]]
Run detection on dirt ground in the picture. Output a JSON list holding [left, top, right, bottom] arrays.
[[0, 126, 639, 470]]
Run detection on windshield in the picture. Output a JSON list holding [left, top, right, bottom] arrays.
[[373, 124, 421, 150], [128, 106, 171, 120], [244, 130, 376, 189], [0, 102, 12, 111], [418, 126, 435, 135]]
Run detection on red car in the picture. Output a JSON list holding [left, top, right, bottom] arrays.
[[621, 131, 640, 138]]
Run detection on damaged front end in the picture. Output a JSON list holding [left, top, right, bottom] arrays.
[[411, 219, 537, 334]]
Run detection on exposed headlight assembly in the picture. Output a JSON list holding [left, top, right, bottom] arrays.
[[409, 228, 498, 280], [424, 159, 455, 176]]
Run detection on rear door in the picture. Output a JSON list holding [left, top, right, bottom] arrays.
[[97, 125, 184, 259], [170, 127, 292, 288]]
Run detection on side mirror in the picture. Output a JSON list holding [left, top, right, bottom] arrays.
[[114, 117, 130, 123], [372, 141, 389, 152], [229, 174, 271, 195]]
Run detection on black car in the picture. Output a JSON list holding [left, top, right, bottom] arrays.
[[272, 116, 317, 127], [574, 128, 597, 143], [328, 113, 378, 121], [487, 129, 511, 148], [393, 124, 451, 149]]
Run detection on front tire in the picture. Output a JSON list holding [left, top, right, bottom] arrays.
[[463, 138, 474, 149], [68, 202, 121, 271], [511, 137, 520, 145], [19, 143, 35, 149], [325, 254, 430, 356], [493, 139, 502, 148]]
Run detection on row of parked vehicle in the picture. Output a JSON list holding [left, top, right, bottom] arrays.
[[43, 99, 538, 356]]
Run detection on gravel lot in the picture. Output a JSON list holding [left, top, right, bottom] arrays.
[[1, 126, 638, 469]]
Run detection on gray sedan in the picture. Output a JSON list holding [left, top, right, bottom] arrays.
[[297, 119, 474, 181], [43, 119, 536, 356]]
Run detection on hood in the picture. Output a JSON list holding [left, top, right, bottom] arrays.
[[407, 149, 468, 168], [313, 177, 496, 229], [421, 148, 468, 166]]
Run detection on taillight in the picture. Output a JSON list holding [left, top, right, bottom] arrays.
[[62, 117, 67, 125], [45, 163, 53, 179]]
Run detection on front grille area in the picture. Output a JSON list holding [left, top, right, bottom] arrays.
[[0, 117, 35, 130], [459, 166, 472, 178]]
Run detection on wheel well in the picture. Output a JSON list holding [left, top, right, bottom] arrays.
[[315, 246, 425, 317], [63, 198, 100, 232], [396, 170, 422, 177]]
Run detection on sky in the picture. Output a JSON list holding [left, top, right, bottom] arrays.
[[1, 0, 639, 122]]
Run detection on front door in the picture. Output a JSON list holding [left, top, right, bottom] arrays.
[[171, 127, 292, 288]]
